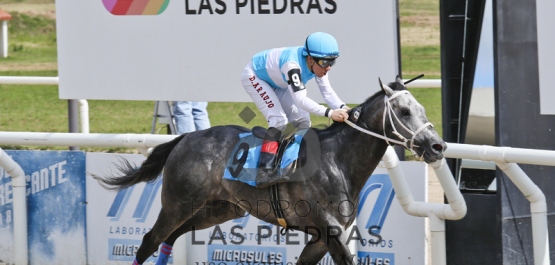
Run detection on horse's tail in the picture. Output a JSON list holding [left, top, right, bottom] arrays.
[[92, 134, 187, 191]]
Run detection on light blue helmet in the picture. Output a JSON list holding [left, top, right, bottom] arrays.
[[302, 32, 340, 59]]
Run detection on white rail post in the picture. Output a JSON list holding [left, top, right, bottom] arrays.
[[381, 147, 467, 265], [0, 148, 28, 265], [78, 99, 89, 133], [496, 162, 550, 265], [0, 9, 11, 58], [0, 76, 59, 85], [429, 214, 446, 264], [430, 159, 467, 219], [1, 20, 7, 58], [444, 143, 552, 265]]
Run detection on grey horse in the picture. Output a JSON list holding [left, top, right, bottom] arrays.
[[94, 76, 446, 265]]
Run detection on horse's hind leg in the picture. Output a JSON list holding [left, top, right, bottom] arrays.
[[153, 201, 246, 265], [297, 240, 329, 265], [324, 229, 355, 265], [133, 206, 190, 265]]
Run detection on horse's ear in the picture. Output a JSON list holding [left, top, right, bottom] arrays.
[[379, 77, 394, 96], [396, 75, 403, 86]]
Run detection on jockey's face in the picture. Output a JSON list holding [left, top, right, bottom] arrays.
[[308, 56, 332, 78]]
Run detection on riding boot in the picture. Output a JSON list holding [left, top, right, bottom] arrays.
[[256, 127, 284, 188]]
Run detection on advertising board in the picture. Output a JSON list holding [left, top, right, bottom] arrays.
[[0, 151, 87, 265], [56, 0, 399, 103], [86, 153, 169, 264], [536, 0, 555, 115]]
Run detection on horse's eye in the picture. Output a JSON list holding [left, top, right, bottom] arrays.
[[401, 108, 411, 116]]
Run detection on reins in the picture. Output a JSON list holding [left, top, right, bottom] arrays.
[[344, 90, 432, 160]]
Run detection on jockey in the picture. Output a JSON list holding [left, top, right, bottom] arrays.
[[241, 32, 350, 186]]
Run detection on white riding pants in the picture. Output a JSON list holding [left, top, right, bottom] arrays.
[[241, 63, 311, 131]]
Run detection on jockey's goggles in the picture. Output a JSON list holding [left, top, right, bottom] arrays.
[[312, 57, 336, 68]]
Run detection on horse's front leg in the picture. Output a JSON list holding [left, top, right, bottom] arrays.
[[297, 239, 328, 265], [321, 225, 355, 265]]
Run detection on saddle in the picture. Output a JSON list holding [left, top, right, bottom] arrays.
[[222, 126, 314, 229], [251, 126, 299, 176], [222, 127, 308, 187]]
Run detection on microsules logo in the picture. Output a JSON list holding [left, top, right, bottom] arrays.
[[102, 0, 170, 15]]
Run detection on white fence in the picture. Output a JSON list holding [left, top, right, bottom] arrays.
[[0, 76, 442, 88], [444, 144, 552, 265], [0, 76, 440, 136], [0, 76, 441, 135]]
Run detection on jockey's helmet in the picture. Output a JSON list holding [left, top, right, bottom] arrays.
[[302, 32, 340, 59]]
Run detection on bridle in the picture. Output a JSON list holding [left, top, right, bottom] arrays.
[[344, 90, 433, 159]]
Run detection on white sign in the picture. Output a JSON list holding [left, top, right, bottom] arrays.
[[537, 0, 555, 115], [86, 153, 171, 265], [356, 164, 427, 265], [56, 0, 399, 103]]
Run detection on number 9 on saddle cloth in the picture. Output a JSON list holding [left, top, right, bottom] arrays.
[[223, 127, 316, 187]]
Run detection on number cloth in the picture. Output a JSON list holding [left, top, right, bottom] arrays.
[[223, 130, 308, 186]]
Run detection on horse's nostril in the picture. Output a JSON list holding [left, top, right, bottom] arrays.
[[432, 143, 444, 152]]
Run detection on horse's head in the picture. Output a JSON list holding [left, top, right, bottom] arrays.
[[348, 76, 446, 163], [379, 76, 446, 162]]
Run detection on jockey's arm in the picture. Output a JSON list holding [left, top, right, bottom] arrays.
[[315, 75, 350, 111], [287, 69, 348, 122]]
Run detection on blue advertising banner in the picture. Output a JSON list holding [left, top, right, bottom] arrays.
[[0, 150, 87, 264]]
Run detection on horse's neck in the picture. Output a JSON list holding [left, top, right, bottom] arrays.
[[341, 95, 389, 179], [345, 131, 389, 198], [318, 123, 390, 200]]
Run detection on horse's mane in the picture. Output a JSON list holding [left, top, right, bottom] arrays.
[[386, 80, 407, 91]]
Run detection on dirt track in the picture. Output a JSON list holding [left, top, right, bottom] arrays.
[[427, 165, 445, 265], [428, 165, 444, 204]]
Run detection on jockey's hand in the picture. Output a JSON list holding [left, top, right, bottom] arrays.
[[330, 109, 349, 122], [341, 105, 352, 111]]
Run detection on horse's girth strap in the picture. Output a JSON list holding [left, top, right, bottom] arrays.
[[269, 184, 288, 230]]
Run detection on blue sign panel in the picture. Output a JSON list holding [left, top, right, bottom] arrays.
[[207, 244, 286, 265], [0, 151, 87, 264]]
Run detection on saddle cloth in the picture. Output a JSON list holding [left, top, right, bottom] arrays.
[[222, 129, 308, 186]]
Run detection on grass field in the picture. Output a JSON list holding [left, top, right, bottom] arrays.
[[0, 0, 442, 154]]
